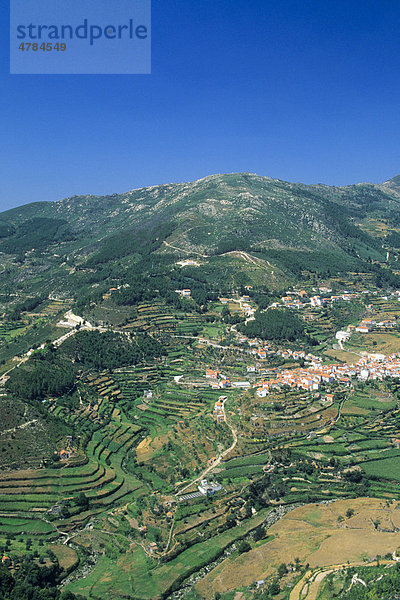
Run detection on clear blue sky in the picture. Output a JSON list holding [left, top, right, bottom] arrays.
[[1, 0, 400, 211]]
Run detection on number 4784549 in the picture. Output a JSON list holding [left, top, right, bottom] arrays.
[[18, 42, 66, 51]]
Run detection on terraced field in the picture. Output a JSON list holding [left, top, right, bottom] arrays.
[[0, 320, 26, 341], [0, 337, 228, 551], [2, 284, 400, 600], [0, 395, 146, 541], [216, 382, 400, 505]]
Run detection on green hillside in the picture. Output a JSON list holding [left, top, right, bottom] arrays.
[[0, 173, 400, 301], [2, 173, 400, 600]]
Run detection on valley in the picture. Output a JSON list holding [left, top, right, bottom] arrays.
[[1, 173, 400, 599]]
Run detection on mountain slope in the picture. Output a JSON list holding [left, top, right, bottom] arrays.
[[0, 172, 400, 297]]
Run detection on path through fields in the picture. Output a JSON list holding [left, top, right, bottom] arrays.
[[176, 398, 237, 496], [289, 560, 395, 600]]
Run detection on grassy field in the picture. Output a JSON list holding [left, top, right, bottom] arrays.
[[363, 457, 400, 482]]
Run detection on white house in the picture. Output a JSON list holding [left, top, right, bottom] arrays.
[[198, 479, 222, 496]]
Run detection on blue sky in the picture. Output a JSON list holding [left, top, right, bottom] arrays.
[[1, 0, 400, 211]]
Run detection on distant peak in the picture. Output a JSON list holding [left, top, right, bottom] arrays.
[[382, 174, 400, 187], [191, 172, 262, 184]]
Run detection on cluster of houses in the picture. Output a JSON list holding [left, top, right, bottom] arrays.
[[355, 318, 397, 333], [336, 319, 397, 343], [213, 396, 227, 423], [280, 290, 359, 309], [205, 346, 324, 392], [218, 286, 400, 318], [255, 353, 400, 396], [205, 369, 231, 389], [279, 287, 400, 311], [223, 288, 351, 313], [234, 331, 322, 364], [217, 285, 400, 317], [254, 345, 320, 363]]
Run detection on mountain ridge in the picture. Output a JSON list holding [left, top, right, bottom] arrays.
[[4, 170, 400, 215], [1, 172, 400, 297]]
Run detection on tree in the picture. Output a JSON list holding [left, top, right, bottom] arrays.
[[277, 563, 288, 578], [0, 567, 14, 595], [238, 541, 251, 553], [75, 492, 89, 510], [221, 306, 230, 321], [239, 308, 306, 341], [253, 525, 266, 542], [268, 581, 280, 596]]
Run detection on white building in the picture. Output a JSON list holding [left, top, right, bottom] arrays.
[[257, 388, 268, 398], [198, 479, 222, 496], [336, 331, 351, 342]]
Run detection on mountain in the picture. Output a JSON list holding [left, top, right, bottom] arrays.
[[1, 172, 400, 298], [382, 174, 400, 191], [2, 172, 400, 597]]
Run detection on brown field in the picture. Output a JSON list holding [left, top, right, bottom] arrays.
[[195, 498, 400, 598], [349, 332, 400, 355], [324, 349, 360, 364], [51, 544, 79, 571], [136, 434, 169, 462]]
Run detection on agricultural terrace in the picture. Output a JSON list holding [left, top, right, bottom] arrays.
[[1, 282, 400, 599]]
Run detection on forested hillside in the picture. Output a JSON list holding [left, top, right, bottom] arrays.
[[0, 172, 400, 304]]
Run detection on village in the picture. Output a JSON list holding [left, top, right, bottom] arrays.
[[205, 351, 400, 395], [199, 285, 400, 398]]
